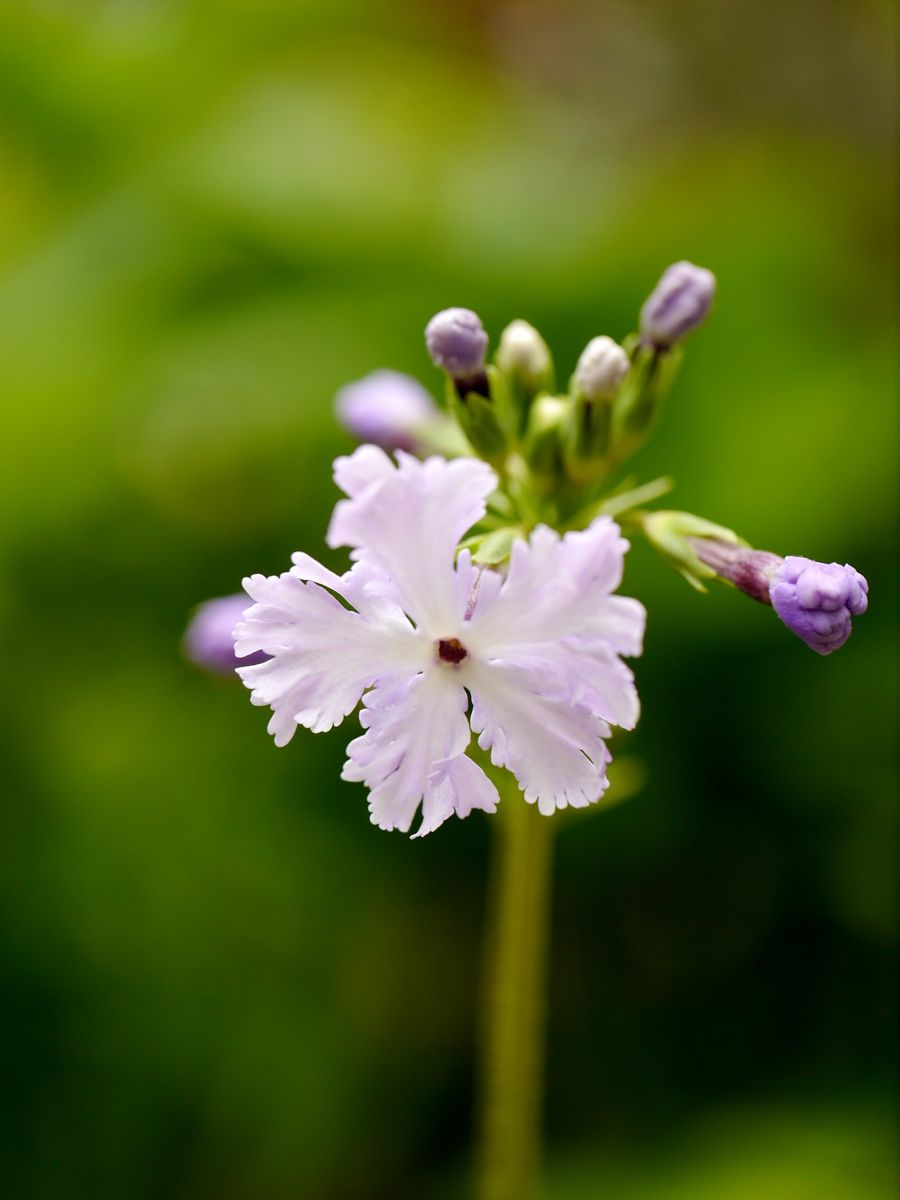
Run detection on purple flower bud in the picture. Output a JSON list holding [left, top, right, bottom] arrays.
[[640, 261, 716, 349], [425, 307, 489, 383], [335, 370, 437, 451], [573, 336, 629, 400], [769, 557, 869, 655], [184, 594, 268, 675]]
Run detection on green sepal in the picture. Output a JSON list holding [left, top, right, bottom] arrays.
[[641, 510, 748, 592], [472, 526, 522, 565], [456, 525, 522, 567], [522, 393, 569, 492], [445, 364, 513, 466], [562, 389, 615, 486], [611, 340, 683, 462]]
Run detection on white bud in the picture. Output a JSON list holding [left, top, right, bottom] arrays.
[[496, 320, 552, 391], [573, 336, 629, 400]]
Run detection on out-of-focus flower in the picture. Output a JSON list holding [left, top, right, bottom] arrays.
[[184, 594, 268, 674], [769, 557, 868, 655], [640, 261, 716, 348], [235, 447, 645, 835], [573, 336, 629, 400], [335, 369, 437, 451]]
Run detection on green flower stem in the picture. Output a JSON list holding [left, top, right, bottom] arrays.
[[477, 775, 555, 1200]]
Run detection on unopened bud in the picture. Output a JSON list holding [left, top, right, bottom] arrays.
[[335, 370, 437, 451], [184, 595, 268, 675], [425, 307, 489, 390], [496, 320, 554, 396], [769, 557, 868, 655], [573, 336, 629, 400], [640, 261, 716, 349]]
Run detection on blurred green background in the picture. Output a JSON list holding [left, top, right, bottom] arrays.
[[0, 1, 896, 1197]]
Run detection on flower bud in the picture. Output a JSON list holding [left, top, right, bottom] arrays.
[[335, 369, 437, 451], [573, 336, 629, 400], [640, 261, 716, 349], [496, 320, 554, 396], [184, 594, 268, 675], [769, 557, 868, 655], [425, 307, 489, 389]]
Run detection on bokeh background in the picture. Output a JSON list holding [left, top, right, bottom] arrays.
[[0, 1, 896, 1197]]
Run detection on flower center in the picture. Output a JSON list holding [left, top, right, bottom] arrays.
[[437, 637, 467, 665]]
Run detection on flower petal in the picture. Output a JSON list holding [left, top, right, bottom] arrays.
[[235, 564, 426, 745], [467, 660, 613, 816], [333, 443, 395, 498], [342, 669, 498, 836], [467, 517, 645, 652], [327, 451, 497, 634], [474, 639, 640, 730]]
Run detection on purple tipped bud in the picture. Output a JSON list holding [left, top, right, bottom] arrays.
[[573, 336, 629, 400], [640, 261, 716, 349], [335, 370, 437, 451], [425, 307, 489, 382], [769, 557, 868, 655], [184, 594, 268, 675]]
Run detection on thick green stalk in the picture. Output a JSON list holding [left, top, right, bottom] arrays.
[[477, 777, 555, 1200]]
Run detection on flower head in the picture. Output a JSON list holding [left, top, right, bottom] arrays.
[[335, 369, 437, 451], [184, 594, 268, 675], [640, 261, 716, 349], [769, 557, 868, 655], [236, 447, 645, 836]]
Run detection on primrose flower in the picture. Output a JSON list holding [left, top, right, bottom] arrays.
[[769, 557, 868, 655], [335, 369, 438, 451], [235, 448, 645, 836], [184, 594, 268, 675]]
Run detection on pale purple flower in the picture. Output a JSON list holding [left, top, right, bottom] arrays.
[[769, 557, 868, 655], [184, 594, 268, 674], [335, 370, 438, 451], [640, 261, 716, 348], [235, 447, 646, 836], [425, 308, 489, 383]]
